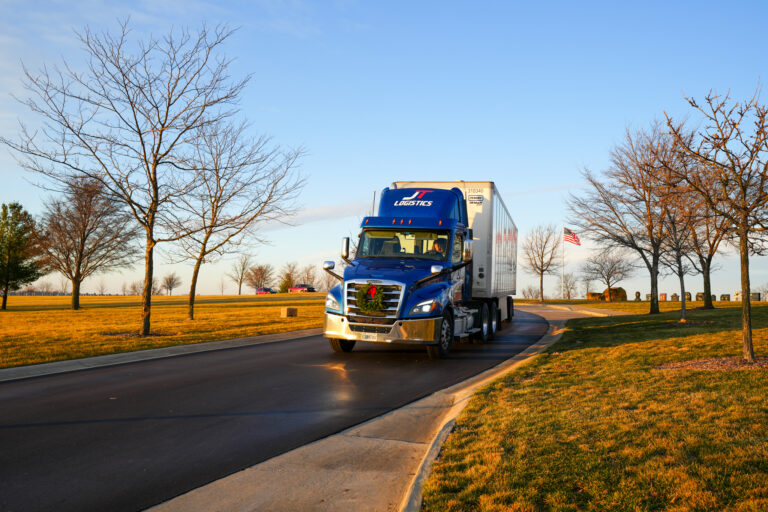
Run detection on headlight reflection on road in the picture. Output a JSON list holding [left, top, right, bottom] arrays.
[[298, 362, 357, 402]]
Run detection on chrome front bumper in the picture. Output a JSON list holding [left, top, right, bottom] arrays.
[[324, 313, 442, 345]]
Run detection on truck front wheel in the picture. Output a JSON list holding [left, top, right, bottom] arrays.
[[329, 339, 356, 353], [427, 310, 454, 359]]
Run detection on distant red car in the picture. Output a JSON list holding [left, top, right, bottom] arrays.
[[288, 284, 316, 293], [255, 287, 277, 295]]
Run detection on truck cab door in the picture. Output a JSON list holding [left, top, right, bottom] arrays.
[[450, 234, 467, 303]]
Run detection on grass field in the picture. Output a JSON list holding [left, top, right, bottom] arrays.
[[422, 304, 768, 511], [517, 299, 745, 315], [0, 294, 324, 369]]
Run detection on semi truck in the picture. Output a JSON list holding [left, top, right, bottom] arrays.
[[322, 181, 517, 359]]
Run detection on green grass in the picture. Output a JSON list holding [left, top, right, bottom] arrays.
[[0, 294, 324, 369], [422, 305, 768, 511]]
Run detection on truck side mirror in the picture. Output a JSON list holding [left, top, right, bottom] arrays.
[[341, 237, 351, 263], [323, 260, 343, 281], [430, 264, 444, 275], [463, 240, 474, 262]]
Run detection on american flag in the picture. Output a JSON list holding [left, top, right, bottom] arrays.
[[563, 227, 581, 246]]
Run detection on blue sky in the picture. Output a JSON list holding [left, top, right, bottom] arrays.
[[1, 1, 767, 296]]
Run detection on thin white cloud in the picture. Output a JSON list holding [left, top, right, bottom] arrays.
[[260, 201, 370, 232]]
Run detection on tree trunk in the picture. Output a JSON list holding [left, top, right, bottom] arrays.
[[1, 255, 8, 310], [738, 226, 755, 362], [188, 257, 203, 320], [677, 255, 686, 323], [539, 273, 544, 302], [649, 255, 660, 314], [71, 278, 81, 310], [604, 280, 612, 302], [238, 281, 242, 296], [141, 238, 154, 336], [701, 258, 714, 309]]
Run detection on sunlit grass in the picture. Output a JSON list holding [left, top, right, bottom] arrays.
[[422, 305, 768, 511], [518, 299, 744, 315], [0, 294, 324, 368]]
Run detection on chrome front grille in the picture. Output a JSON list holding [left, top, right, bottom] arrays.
[[345, 280, 404, 326]]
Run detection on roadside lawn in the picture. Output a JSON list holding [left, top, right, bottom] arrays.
[[422, 305, 768, 511], [0, 294, 324, 369], [517, 299, 744, 315]]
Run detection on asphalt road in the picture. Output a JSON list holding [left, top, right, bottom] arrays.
[[0, 309, 548, 512]]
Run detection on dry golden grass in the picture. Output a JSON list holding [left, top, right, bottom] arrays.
[[0, 294, 324, 368], [519, 299, 744, 315], [423, 305, 768, 511]]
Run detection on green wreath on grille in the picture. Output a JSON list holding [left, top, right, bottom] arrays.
[[356, 283, 385, 314]]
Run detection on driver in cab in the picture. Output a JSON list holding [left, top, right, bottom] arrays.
[[428, 239, 447, 260]]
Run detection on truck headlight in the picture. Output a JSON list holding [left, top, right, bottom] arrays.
[[325, 293, 340, 312], [409, 299, 438, 316]]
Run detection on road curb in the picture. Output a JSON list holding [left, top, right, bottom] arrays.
[[399, 318, 568, 512], [0, 327, 324, 383]]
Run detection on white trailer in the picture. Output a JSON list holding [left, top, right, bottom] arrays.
[[392, 181, 518, 321]]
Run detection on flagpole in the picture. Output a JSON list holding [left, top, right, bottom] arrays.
[[561, 225, 565, 299]]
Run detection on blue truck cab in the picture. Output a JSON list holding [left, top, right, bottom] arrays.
[[323, 181, 517, 359]]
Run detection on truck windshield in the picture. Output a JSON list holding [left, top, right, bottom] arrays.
[[357, 230, 450, 261]]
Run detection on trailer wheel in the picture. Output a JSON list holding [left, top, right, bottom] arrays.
[[489, 302, 498, 340], [473, 303, 490, 344], [427, 310, 454, 359], [329, 339, 356, 353], [507, 296, 514, 320]]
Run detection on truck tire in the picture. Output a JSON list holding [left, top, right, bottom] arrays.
[[427, 310, 454, 359], [489, 302, 498, 340], [329, 339, 356, 353], [507, 296, 514, 320], [473, 303, 490, 344]]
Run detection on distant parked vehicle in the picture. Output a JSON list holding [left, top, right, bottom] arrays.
[[289, 284, 316, 293], [255, 287, 277, 295]]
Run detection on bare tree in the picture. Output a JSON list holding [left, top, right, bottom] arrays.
[[521, 224, 561, 302], [659, 180, 695, 322], [58, 276, 70, 294], [38, 177, 138, 309], [278, 261, 299, 292], [666, 89, 768, 361], [245, 264, 274, 292], [299, 264, 317, 287], [581, 250, 634, 301], [130, 278, 156, 296], [685, 201, 730, 310], [162, 272, 182, 295], [562, 272, 579, 300], [581, 275, 594, 299], [97, 280, 107, 296], [568, 123, 672, 314], [227, 254, 251, 295], [219, 276, 227, 295], [38, 280, 54, 294], [176, 122, 303, 319], [520, 285, 540, 300], [2, 22, 248, 334], [129, 281, 142, 296]]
